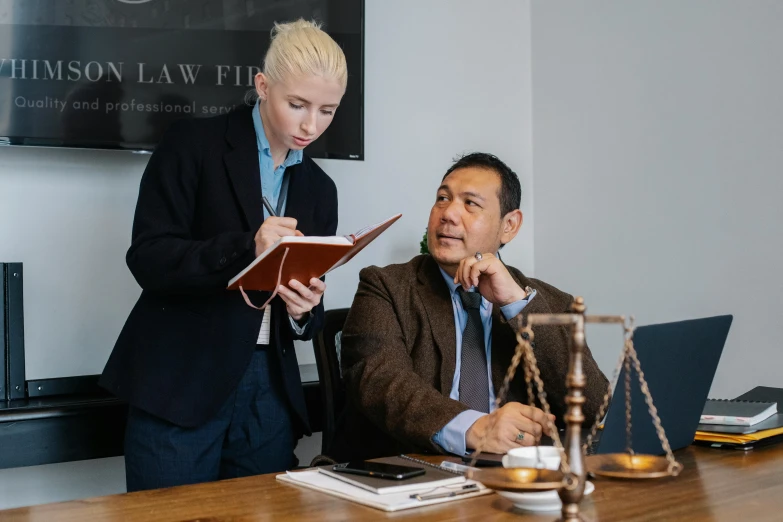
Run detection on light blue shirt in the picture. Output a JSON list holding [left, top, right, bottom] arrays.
[[432, 266, 537, 455], [251, 100, 303, 219], [251, 100, 308, 334]]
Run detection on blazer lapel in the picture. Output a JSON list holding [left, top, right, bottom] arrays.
[[224, 106, 263, 232], [282, 163, 313, 231], [415, 256, 458, 394]]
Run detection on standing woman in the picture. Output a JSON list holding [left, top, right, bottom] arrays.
[[100, 19, 347, 492]]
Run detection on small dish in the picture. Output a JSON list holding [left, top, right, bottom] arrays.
[[496, 481, 595, 512]]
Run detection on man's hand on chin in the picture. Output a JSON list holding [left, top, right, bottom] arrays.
[[465, 402, 555, 454], [453, 252, 527, 307]]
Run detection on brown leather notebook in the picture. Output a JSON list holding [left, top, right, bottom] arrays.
[[227, 213, 401, 291]]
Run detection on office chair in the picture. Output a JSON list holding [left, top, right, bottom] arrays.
[[311, 308, 350, 456]]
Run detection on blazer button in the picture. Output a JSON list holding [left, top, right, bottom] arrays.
[[220, 256, 227, 265]]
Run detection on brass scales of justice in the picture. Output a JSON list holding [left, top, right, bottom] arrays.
[[465, 297, 683, 521]]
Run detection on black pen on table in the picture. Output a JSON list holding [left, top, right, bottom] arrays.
[[262, 196, 277, 217]]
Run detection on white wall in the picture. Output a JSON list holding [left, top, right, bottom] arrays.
[[0, 0, 533, 508], [317, 0, 534, 311], [0, 457, 127, 510], [531, 0, 783, 397], [0, 147, 145, 379]]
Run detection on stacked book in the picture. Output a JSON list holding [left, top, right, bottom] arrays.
[[695, 386, 783, 449], [277, 456, 490, 512]]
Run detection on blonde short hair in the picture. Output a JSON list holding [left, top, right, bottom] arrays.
[[263, 19, 348, 91]]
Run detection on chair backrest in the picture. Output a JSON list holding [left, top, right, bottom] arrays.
[[312, 308, 349, 455]]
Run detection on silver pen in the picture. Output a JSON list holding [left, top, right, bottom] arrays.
[[410, 483, 479, 501]]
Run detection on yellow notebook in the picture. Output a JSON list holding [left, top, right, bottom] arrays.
[[694, 425, 783, 444]]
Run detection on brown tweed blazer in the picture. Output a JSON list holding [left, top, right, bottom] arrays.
[[328, 254, 608, 461]]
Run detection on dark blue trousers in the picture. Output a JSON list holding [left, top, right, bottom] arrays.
[[124, 348, 296, 492]]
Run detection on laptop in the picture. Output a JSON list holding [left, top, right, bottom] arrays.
[[588, 314, 733, 455]]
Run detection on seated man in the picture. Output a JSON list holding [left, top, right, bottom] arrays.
[[329, 153, 608, 461]]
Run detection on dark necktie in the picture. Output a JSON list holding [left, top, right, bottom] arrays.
[[457, 288, 490, 413]]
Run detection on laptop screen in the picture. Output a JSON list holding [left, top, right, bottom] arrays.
[[595, 315, 733, 455]]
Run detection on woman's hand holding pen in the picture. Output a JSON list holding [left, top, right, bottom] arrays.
[[253, 213, 325, 321], [254, 217, 303, 257]]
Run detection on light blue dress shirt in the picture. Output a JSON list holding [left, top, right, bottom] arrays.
[[251, 100, 308, 334], [432, 266, 537, 455], [251, 100, 303, 219]]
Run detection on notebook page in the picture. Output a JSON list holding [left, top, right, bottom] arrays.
[[350, 214, 403, 241], [228, 235, 352, 288]]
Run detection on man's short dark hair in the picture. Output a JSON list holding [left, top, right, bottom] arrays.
[[441, 152, 522, 217]]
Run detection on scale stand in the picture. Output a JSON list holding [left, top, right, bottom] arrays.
[[466, 297, 682, 521]]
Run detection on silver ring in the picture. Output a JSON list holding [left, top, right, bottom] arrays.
[[474, 252, 483, 261], [516, 432, 525, 441]]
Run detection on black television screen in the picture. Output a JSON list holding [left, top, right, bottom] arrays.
[[0, 0, 363, 160]]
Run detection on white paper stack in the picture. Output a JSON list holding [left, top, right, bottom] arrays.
[[276, 470, 490, 512]]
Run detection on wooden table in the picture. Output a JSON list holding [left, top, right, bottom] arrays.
[[2, 445, 783, 521]]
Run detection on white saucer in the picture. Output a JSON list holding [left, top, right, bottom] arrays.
[[496, 481, 595, 512]]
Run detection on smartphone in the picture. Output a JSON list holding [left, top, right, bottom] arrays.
[[332, 461, 426, 480]]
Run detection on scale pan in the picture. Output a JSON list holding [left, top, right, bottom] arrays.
[[467, 467, 565, 492], [586, 453, 677, 479]]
